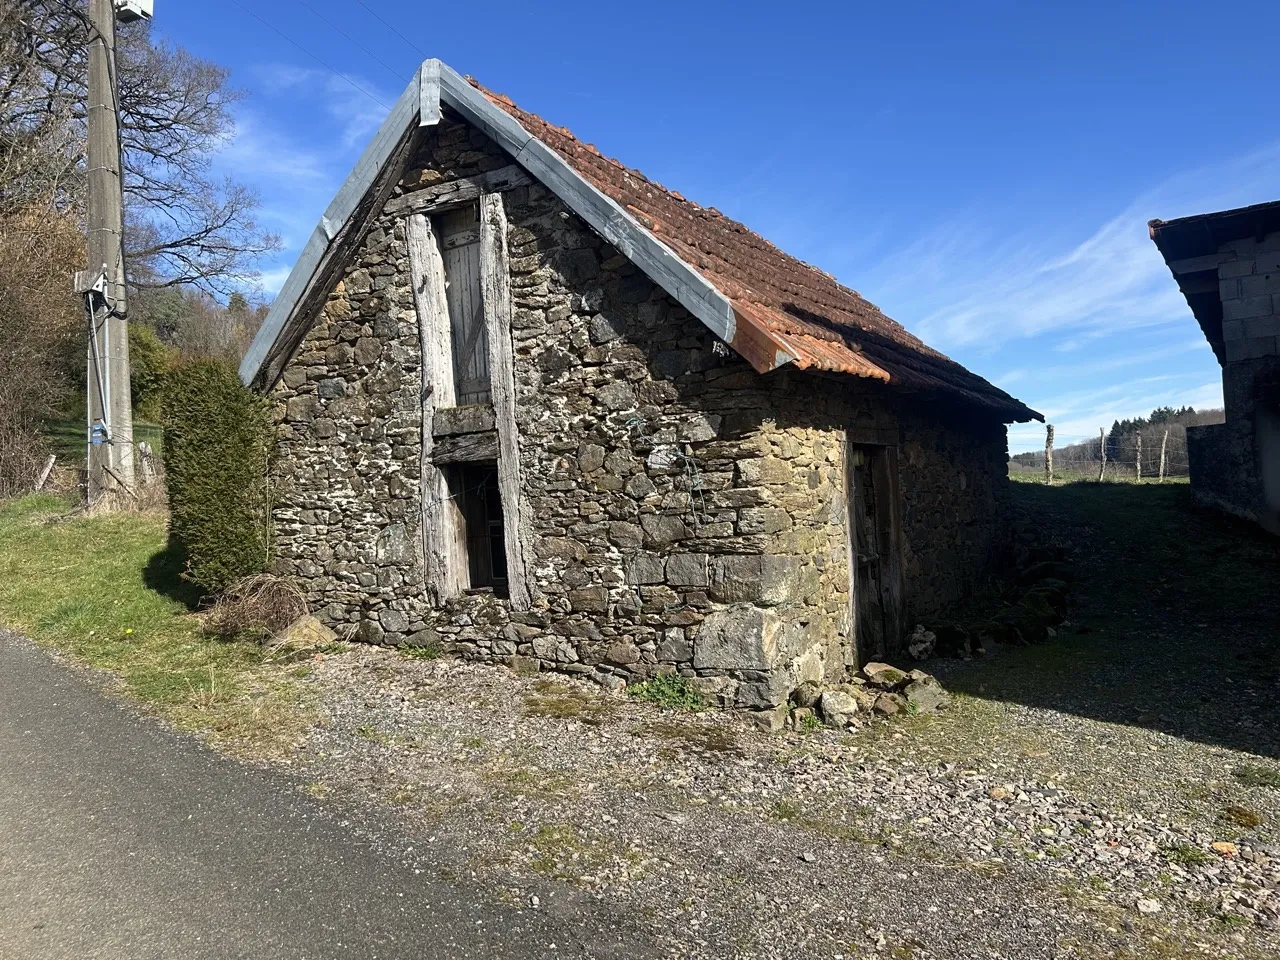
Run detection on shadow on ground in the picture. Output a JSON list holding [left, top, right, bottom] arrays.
[[142, 538, 204, 611], [933, 482, 1280, 760]]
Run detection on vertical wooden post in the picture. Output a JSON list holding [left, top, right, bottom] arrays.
[[1136, 433, 1143, 483], [1098, 428, 1107, 482], [408, 212, 463, 604], [1159, 429, 1169, 483], [479, 192, 531, 611], [34, 455, 56, 492], [1044, 424, 1054, 485]]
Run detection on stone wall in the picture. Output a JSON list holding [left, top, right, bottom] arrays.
[[269, 110, 1013, 717]]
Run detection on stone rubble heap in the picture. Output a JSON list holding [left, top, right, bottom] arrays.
[[785, 652, 951, 731]]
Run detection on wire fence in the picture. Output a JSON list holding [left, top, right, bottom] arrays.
[[1011, 424, 1196, 484]]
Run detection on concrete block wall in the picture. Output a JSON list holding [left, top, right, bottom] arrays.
[[1217, 232, 1280, 364]]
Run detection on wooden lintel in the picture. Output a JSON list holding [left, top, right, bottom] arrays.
[[385, 164, 532, 218], [432, 430, 498, 464]]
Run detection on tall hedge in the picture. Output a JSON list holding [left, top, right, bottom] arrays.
[[162, 358, 275, 595]]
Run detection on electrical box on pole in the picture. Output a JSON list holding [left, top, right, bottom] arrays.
[[114, 0, 152, 22]]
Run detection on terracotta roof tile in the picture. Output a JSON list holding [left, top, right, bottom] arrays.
[[470, 79, 1039, 422]]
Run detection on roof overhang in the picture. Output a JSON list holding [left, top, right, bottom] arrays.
[[1150, 199, 1280, 365], [240, 59, 790, 391]]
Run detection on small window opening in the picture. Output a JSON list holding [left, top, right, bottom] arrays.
[[437, 205, 491, 406], [446, 461, 507, 596]]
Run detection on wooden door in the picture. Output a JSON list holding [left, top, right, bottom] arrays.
[[849, 447, 888, 663], [846, 442, 904, 664], [438, 206, 491, 406]]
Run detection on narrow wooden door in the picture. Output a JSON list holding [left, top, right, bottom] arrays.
[[849, 447, 889, 663], [437, 206, 491, 406]]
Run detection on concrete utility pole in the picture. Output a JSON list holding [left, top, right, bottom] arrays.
[[83, 0, 149, 503]]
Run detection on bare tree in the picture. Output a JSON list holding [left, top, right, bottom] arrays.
[[2, 0, 279, 293]]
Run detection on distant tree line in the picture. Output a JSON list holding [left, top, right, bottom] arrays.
[[1010, 406, 1226, 479]]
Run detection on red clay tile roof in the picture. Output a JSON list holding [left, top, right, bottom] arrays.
[[472, 80, 1040, 423]]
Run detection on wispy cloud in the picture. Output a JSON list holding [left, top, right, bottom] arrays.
[[866, 143, 1280, 351], [850, 144, 1280, 451], [248, 64, 393, 149], [211, 63, 399, 295]]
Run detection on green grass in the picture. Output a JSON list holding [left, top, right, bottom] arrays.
[[0, 494, 311, 755], [1162, 843, 1212, 867], [627, 674, 704, 710]]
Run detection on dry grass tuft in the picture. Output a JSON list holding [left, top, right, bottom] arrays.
[[202, 573, 308, 642]]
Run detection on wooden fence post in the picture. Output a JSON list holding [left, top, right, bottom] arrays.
[[34, 455, 56, 491], [1136, 434, 1143, 483], [1045, 424, 1054, 485], [1159, 429, 1169, 483], [1098, 428, 1107, 482]]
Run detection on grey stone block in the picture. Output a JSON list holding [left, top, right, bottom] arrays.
[[1219, 259, 1255, 279], [375, 523, 412, 564], [640, 513, 687, 545], [568, 586, 609, 612], [1256, 251, 1280, 273], [379, 608, 409, 633], [1240, 274, 1280, 298], [1225, 336, 1279, 363], [666, 553, 709, 587], [709, 555, 763, 602], [588, 312, 624, 344], [656, 629, 692, 662], [1223, 319, 1245, 342], [627, 553, 666, 585], [694, 605, 780, 671]]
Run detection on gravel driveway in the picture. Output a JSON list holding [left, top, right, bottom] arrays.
[[276, 484, 1280, 959]]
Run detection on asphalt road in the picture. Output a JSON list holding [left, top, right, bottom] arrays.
[[0, 632, 646, 960]]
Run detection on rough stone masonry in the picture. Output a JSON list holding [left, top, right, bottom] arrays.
[[268, 111, 1014, 723]]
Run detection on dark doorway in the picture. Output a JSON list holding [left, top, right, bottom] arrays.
[[447, 461, 508, 596]]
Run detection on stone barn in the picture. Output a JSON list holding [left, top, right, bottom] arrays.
[[1152, 202, 1280, 536], [241, 60, 1040, 721]]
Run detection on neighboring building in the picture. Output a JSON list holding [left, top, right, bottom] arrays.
[[1151, 202, 1280, 535], [241, 60, 1040, 719]]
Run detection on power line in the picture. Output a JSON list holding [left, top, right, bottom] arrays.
[[289, 0, 409, 86], [222, 0, 390, 110], [350, 0, 429, 59]]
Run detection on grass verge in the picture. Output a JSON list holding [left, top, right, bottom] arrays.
[[0, 494, 313, 757]]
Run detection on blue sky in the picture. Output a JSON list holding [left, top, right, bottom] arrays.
[[158, 0, 1280, 452]]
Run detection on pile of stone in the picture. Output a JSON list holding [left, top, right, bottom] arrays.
[[788, 661, 949, 730], [976, 559, 1073, 647]]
